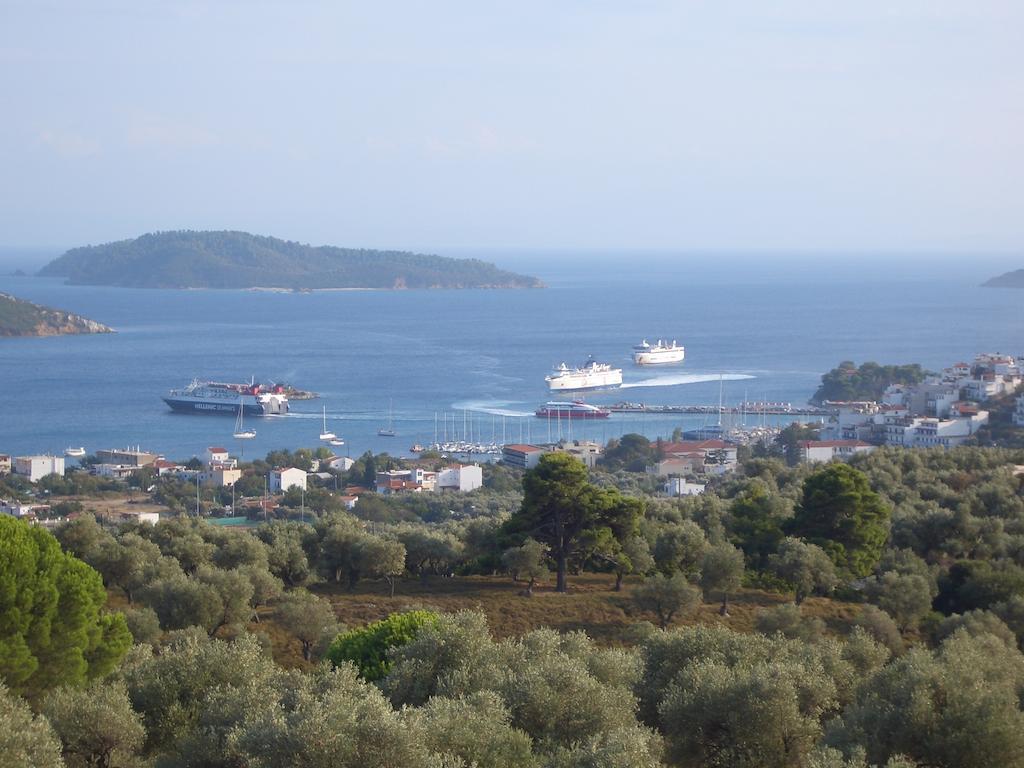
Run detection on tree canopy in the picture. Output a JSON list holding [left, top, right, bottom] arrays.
[[0, 517, 131, 697], [505, 453, 642, 592], [788, 464, 891, 578]]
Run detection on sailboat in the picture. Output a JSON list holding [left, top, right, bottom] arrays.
[[378, 399, 396, 437], [64, 446, 86, 457], [233, 401, 256, 439], [319, 405, 337, 441]]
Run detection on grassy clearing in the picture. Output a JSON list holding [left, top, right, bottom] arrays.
[[106, 573, 865, 669], [259, 573, 864, 667]]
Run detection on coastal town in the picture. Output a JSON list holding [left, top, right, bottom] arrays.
[[3, 352, 1022, 526]]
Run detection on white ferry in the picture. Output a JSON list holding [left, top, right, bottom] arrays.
[[163, 379, 289, 416], [545, 357, 623, 391], [535, 401, 611, 419], [632, 339, 685, 365]]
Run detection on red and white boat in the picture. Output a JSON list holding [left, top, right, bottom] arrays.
[[535, 401, 611, 419]]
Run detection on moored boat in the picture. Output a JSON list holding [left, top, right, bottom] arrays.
[[632, 339, 685, 365], [535, 401, 611, 419]]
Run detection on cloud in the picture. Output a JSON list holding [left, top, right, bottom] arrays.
[[35, 129, 100, 157], [125, 113, 220, 149]]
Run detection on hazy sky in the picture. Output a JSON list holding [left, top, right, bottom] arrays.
[[2, 1, 1022, 252]]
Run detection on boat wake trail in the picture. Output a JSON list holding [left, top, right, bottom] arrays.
[[450, 400, 534, 417], [621, 373, 756, 390]]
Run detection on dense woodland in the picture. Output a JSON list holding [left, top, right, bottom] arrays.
[[4, 440, 1024, 767], [38, 230, 544, 290], [810, 361, 929, 404]]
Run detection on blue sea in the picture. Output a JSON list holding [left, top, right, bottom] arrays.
[[1, 251, 1021, 461]]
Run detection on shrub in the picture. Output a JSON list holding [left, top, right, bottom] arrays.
[[326, 610, 439, 681]]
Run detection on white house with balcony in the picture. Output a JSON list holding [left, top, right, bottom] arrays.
[[269, 467, 307, 493]]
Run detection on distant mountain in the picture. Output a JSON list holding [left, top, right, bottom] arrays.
[[982, 269, 1024, 289], [0, 292, 113, 337], [39, 231, 544, 290]]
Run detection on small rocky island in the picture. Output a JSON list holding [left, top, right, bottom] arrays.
[[982, 269, 1024, 289], [0, 292, 114, 337], [39, 230, 543, 290]]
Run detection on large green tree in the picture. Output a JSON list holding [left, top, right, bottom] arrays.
[[505, 453, 640, 592], [0, 516, 131, 697], [788, 464, 891, 578]]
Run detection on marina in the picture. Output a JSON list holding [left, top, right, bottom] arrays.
[[608, 402, 829, 416]]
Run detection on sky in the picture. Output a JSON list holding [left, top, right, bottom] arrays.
[[1, 1, 1022, 255]]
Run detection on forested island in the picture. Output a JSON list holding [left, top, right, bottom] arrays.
[[38, 231, 544, 290], [982, 269, 1024, 288], [0, 292, 113, 337], [811, 360, 928, 404]]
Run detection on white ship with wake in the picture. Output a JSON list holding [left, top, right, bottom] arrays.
[[546, 357, 623, 391], [633, 339, 685, 365]]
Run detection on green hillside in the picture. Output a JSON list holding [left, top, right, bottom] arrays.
[[0, 292, 113, 337], [39, 231, 544, 290]]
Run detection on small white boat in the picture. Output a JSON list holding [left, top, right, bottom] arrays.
[[378, 399, 396, 436], [319, 405, 337, 441], [329, 438, 345, 446], [232, 401, 256, 439], [64, 446, 86, 458]]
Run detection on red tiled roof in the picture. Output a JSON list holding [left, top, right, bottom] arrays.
[[503, 444, 544, 453], [208, 447, 228, 453]]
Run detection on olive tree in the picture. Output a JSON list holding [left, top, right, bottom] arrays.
[[501, 538, 549, 596], [0, 681, 63, 768], [768, 537, 838, 604], [699, 542, 745, 615], [825, 630, 1024, 768], [632, 574, 700, 629], [870, 571, 933, 631], [41, 681, 145, 768], [275, 590, 340, 661]]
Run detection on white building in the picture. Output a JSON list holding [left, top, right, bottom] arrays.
[[1015, 394, 1024, 427], [328, 456, 355, 472], [799, 440, 876, 464], [200, 467, 242, 487], [502, 444, 545, 469], [96, 448, 159, 467], [548, 440, 603, 468], [883, 410, 988, 448], [207, 446, 236, 469], [1, 500, 44, 518], [376, 468, 438, 494], [13, 455, 65, 483], [664, 479, 706, 497], [437, 464, 483, 492], [820, 402, 885, 442], [92, 464, 137, 479], [269, 467, 307, 493]]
